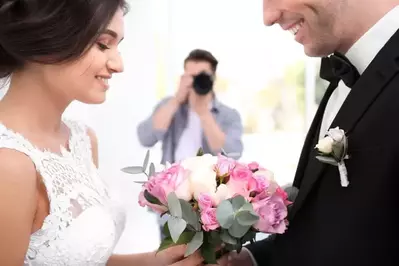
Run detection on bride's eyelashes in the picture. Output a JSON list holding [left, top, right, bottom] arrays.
[[97, 43, 110, 51]]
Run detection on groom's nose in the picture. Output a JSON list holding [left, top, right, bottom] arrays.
[[263, 0, 282, 26]]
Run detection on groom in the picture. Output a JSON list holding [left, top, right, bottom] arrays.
[[214, 0, 399, 265]]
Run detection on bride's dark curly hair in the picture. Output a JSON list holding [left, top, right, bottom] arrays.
[[0, 0, 129, 78]]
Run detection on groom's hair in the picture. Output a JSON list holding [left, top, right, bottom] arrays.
[[184, 49, 219, 73]]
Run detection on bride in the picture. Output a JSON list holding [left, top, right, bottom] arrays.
[[0, 0, 203, 265]]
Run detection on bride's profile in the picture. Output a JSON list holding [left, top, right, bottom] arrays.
[[0, 0, 203, 265]]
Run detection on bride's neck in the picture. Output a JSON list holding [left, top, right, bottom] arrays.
[[0, 73, 70, 133]]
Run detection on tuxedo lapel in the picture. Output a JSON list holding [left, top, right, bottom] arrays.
[[288, 80, 338, 221], [289, 29, 399, 221]]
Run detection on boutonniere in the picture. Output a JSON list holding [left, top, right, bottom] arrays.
[[315, 127, 350, 187]]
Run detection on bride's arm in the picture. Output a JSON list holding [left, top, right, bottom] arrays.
[[107, 246, 203, 266]]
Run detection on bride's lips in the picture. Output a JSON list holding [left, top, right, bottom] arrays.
[[95, 76, 110, 90]]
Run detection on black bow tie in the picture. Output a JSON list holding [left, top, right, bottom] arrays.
[[319, 52, 360, 88]]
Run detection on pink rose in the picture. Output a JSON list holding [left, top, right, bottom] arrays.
[[251, 192, 288, 234], [248, 162, 259, 171], [230, 164, 254, 182], [198, 193, 213, 210], [215, 155, 236, 176], [200, 208, 220, 231], [252, 174, 270, 194], [138, 164, 191, 213], [225, 165, 257, 199]]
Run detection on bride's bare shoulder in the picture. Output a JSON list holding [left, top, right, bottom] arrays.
[[0, 148, 38, 264]]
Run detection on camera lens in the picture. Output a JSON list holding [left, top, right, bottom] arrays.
[[192, 72, 214, 95]]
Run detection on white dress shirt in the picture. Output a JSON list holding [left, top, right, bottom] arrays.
[[174, 108, 203, 162], [319, 5, 399, 139], [247, 5, 399, 266]]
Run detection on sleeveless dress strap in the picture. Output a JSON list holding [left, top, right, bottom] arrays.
[[0, 123, 43, 167]]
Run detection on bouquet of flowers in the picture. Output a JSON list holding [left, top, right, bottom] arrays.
[[122, 149, 291, 264]]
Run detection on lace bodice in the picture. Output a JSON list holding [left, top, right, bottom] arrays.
[[0, 120, 126, 266]]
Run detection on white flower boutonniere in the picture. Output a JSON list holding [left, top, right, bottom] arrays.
[[315, 127, 350, 187]]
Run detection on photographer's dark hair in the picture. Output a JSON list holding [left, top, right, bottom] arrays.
[[184, 49, 218, 72], [0, 0, 129, 79]]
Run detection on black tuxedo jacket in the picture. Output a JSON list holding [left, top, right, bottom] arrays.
[[247, 29, 399, 266]]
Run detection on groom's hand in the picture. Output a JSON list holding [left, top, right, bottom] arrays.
[[207, 249, 254, 266]]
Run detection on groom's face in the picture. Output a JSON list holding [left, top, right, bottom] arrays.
[[263, 0, 348, 57]]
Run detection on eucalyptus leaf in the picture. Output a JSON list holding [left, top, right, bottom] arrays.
[[236, 210, 259, 226], [228, 219, 251, 238], [142, 150, 150, 171], [216, 200, 234, 229], [241, 230, 257, 244], [168, 216, 187, 243], [144, 190, 163, 206], [157, 237, 175, 253], [180, 199, 200, 231], [315, 156, 338, 166], [220, 230, 238, 245], [148, 162, 156, 177], [167, 192, 182, 218], [121, 166, 144, 174], [184, 231, 204, 257], [231, 195, 247, 211], [162, 223, 195, 244], [196, 147, 204, 156], [133, 181, 147, 184], [240, 202, 254, 212]]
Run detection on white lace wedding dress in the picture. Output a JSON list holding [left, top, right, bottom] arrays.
[[0, 120, 126, 266]]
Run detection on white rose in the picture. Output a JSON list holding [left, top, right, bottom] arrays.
[[190, 167, 217, 199], [328, 127, 345, 142], [315, 136, 334, 154], [181, 154, 218, 171], [174, 175, 193, 201], [210, 184, 230, 205]]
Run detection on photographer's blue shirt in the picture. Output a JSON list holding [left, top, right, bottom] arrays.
[[137, 96, 244, 163]]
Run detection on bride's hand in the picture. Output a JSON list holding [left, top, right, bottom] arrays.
[[156, 245, 203, 266]]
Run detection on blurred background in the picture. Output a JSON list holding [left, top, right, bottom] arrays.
[[0, 0, 328, 255]]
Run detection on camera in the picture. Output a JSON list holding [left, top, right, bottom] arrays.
[[192, 72, 214, 95]]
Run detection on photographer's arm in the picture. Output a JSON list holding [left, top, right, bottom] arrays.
[[199, 108, 243, 159], [137, 97, 178, 147]]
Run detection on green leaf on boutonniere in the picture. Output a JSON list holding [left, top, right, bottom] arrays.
[[168, 216, 187, 243], [142, 150, 150, 171], [315, 156, 338, 166], [144, 190, 163, 205], [196, 147, 204, 156], [184, 231, 204, 257], [332, 141, 344, 160], [167, 192, 182, 218]]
